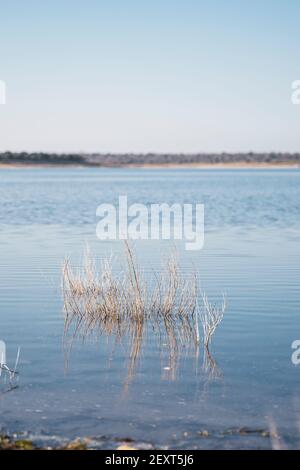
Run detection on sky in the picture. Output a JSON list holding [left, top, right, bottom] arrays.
[[0, 0, 300, 153]]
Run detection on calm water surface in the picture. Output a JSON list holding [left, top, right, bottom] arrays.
[[0, 168, 299, 449]]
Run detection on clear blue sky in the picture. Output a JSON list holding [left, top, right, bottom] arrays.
[[0, 0, 300, 153]]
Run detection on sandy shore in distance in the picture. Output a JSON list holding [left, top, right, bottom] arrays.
[[126, 162, 300, 169]]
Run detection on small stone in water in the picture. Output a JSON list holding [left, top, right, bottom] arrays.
[[197, 430, 209, 437]]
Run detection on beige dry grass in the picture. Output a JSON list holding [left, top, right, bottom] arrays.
[[62, 242, 226, 381]]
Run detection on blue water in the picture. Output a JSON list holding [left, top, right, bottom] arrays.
[[0, 168, 299, 449]]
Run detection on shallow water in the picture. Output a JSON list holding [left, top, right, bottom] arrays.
[[0, 168, 300, 449]]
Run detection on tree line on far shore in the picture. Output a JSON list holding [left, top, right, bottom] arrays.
[[1, 151, 300, 166]]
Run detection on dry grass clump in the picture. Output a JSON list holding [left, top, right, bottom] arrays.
[[0, 346, 20, 395], [201, 293, 227, 349], [62, 242, 226, 381]]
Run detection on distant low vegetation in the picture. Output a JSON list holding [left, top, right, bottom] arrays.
[[1, 151, 300, 166], [0, 152, 85, 165]]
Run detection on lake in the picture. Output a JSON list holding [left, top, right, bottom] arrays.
[[0, 168, 299, 449]]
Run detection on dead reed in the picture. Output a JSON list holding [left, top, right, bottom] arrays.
[[62, 242, 226, 381]]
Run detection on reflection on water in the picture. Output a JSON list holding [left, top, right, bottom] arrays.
[[62, 243, 225, 385]]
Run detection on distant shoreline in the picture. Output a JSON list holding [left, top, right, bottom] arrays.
[[0, 162, 299, 170], [1, 152, 300, 169]]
